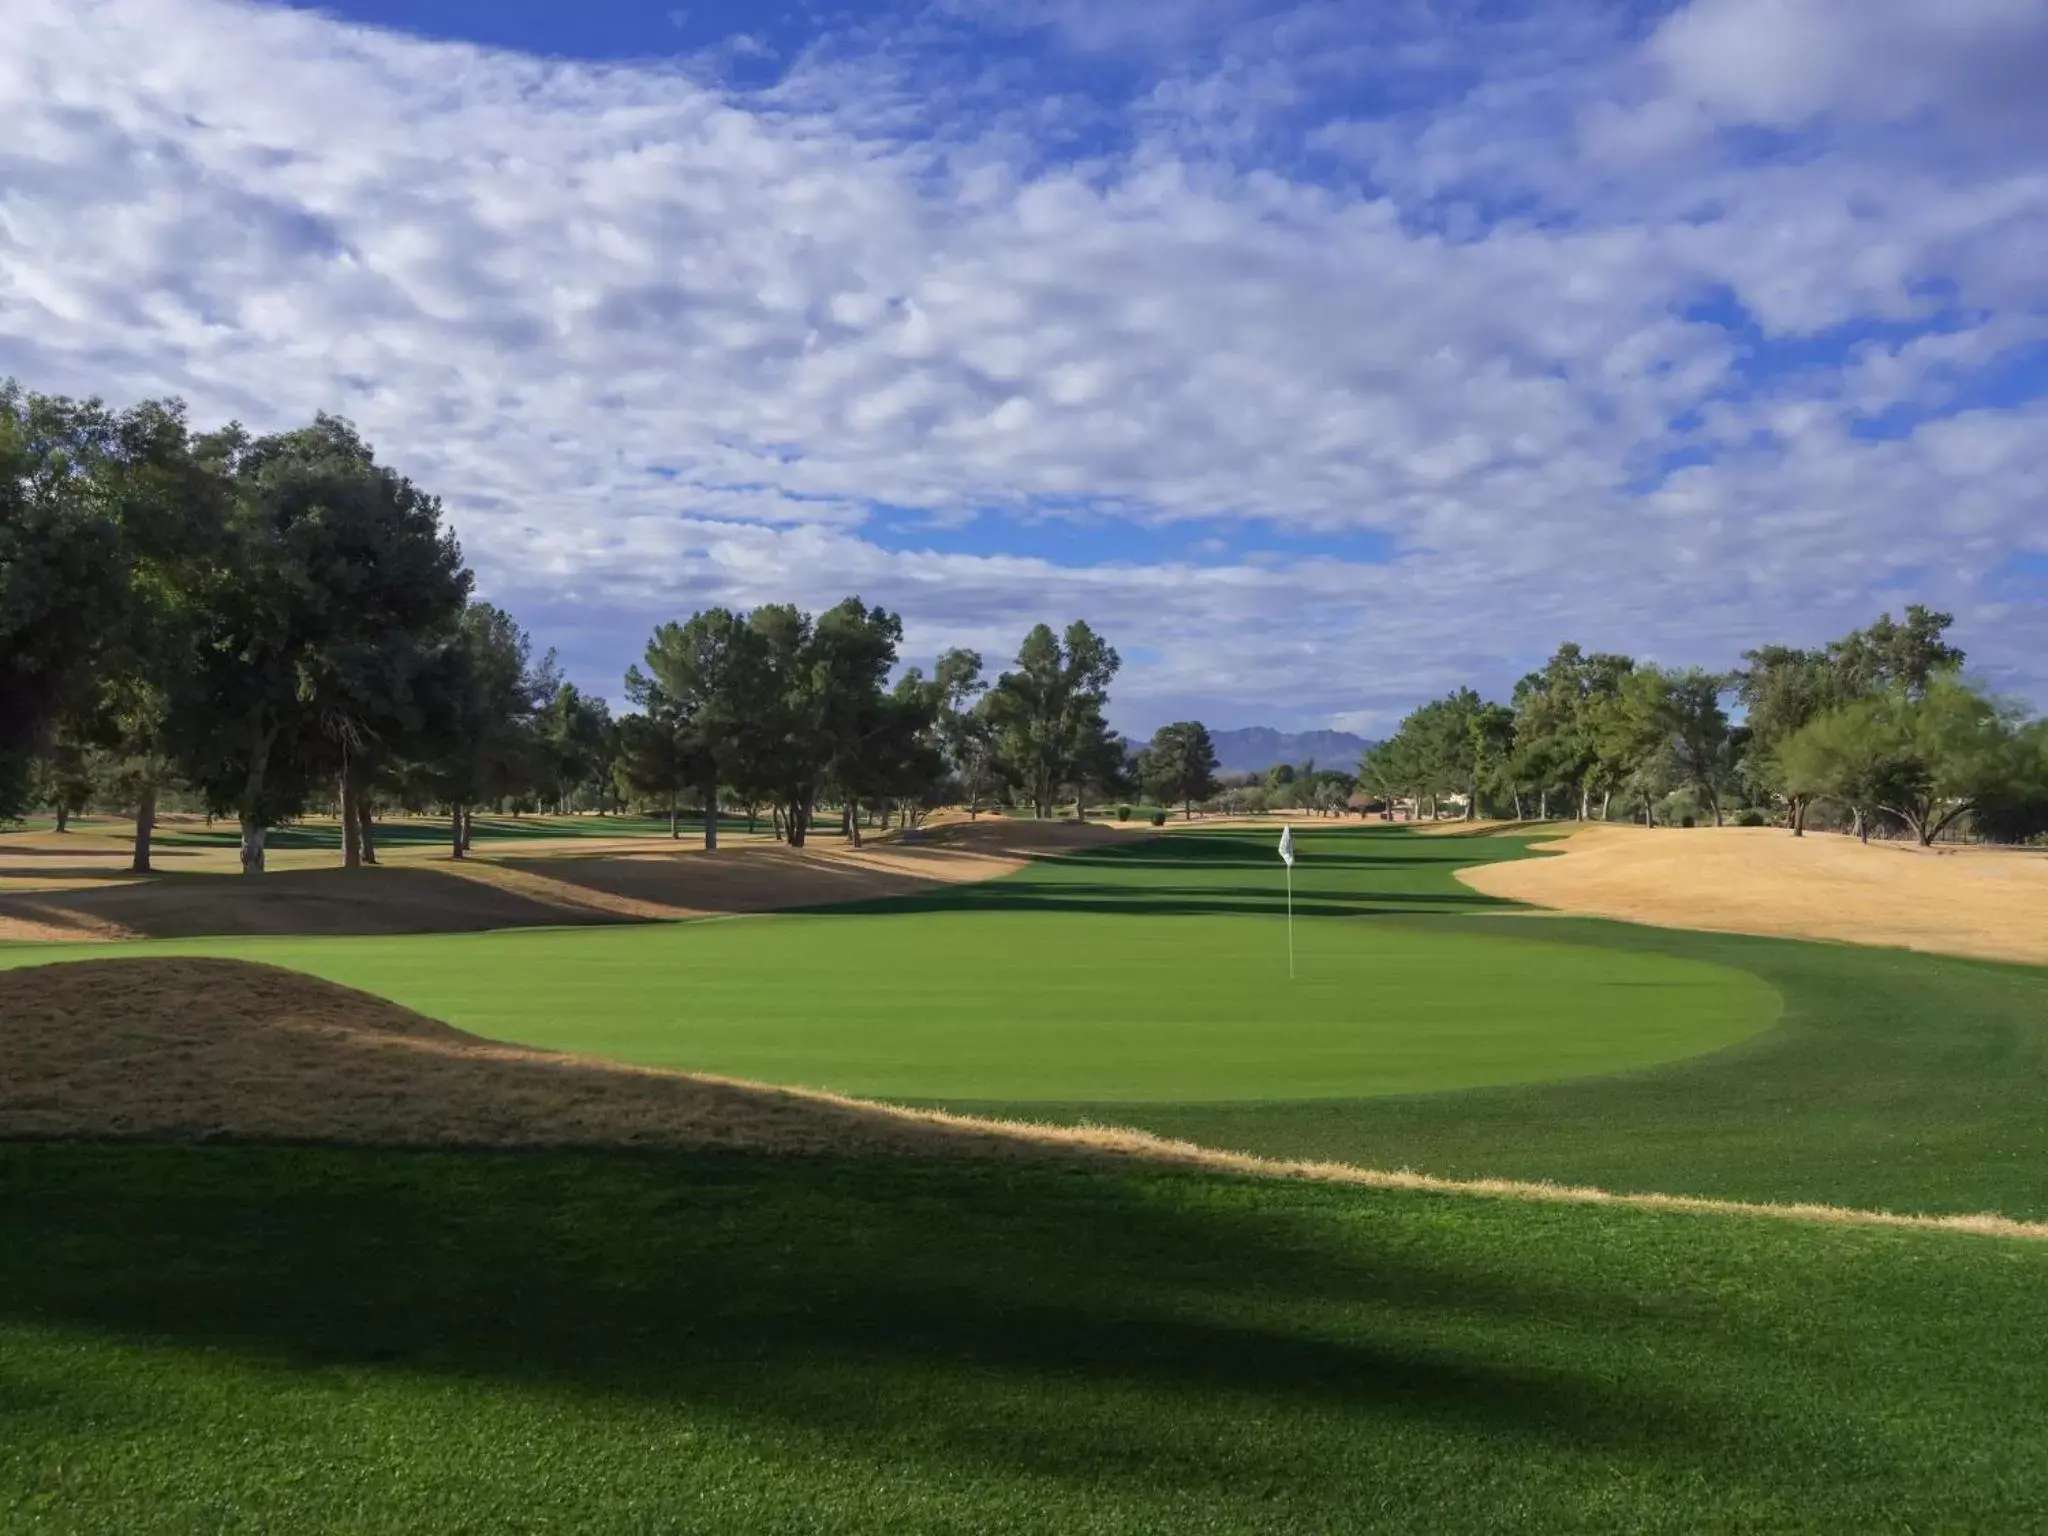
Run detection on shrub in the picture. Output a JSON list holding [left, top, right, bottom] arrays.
[[1116, 805, 1131, 822], [1680, 814, 1697, 829], [1735, 809, 1766, 828], [1149, 810, 1166, 826]]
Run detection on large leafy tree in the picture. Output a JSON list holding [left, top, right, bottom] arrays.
[[170, 415, 471, 873], [533, 675, 612, 816], [737, 598, 905, 847], [1827, 605, 1964, 697], [1508, 644, 1636, 819], [1777, 676, 2045, 845], [1736, 644, 1844, 835], [1619, 667, 1739, 826], [987, 621, 1121, 819], [0, 384, 168, 820], [1739, 610, 1965, 834], [627, 607, 770, 850], [410, 602, 543, 857], [1139, 721, 1221, 819]]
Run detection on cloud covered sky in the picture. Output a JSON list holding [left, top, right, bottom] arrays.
[[4, 0, 2044, 733]]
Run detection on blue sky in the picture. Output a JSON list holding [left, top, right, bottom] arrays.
[[4, 0, 2045, 732]]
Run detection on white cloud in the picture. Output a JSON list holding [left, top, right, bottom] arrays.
[[0, 0, 2042, 732]]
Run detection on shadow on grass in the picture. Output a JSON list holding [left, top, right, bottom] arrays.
[[0, 1143, 1779, 1495]]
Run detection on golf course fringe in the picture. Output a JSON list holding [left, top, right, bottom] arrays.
[[5, 955, 2042, 1243]]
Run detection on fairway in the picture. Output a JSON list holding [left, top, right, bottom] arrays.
[[6, 824, 2044, 1218], [0, 829, 1778, 1102]]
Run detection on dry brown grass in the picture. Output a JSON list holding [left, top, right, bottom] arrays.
[[0, 822, 1043, 943], [1458, 822, 2048, 966], [6, 956, 2040, 1242]]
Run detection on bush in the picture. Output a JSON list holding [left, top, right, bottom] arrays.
[[1680, 814, 1696, 829], [1149, 810, 1166, 827], [1735, 809, 1766, 828], [1116, 805, 1131, 822]]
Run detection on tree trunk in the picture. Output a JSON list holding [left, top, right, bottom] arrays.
[[341, 768, 362, 869], [1579, 786, 1589, 821], [451, 804, 466, 860], [1791, 797, 1806, 837], [845, 795, 862, 849], [1538, 789, 1547, 820], [240, 820, 266, 874], [1601, 789, 1612, 820], [53, 802, 69, 833], [131, 781, 157, 874], [703, 784, 720, 852], [239, 726, 273, 876], [356, 798, 378, 864]]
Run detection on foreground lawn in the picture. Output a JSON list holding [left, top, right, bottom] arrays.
[[3, 1144, 2044, 1533]]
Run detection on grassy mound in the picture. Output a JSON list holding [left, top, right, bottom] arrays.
[[0, 957, 1107, 1159]]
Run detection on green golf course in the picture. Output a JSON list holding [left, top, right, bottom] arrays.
[[6, 825, 2044, 1215], [5, 824, 2048, 1532]]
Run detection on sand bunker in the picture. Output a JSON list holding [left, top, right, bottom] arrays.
[[1460, 824, 2048, 967]]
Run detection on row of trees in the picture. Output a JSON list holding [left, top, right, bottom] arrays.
[[2, 382, 527, 873], [613, 608, 1132, 848], [1360, 608, 2048, 844], [2, 380, 1189, 868], [12, 382, 2039, 858]]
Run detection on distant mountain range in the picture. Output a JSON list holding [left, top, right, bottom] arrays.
[[1208, 727, 1374, 775]]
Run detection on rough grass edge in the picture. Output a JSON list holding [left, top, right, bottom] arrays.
[[845, 1098, 2048, 1241]]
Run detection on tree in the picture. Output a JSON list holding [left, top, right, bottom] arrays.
[[628, 608, 770, 850], [1777, 677, 2045, 846], [0, 384, 162, 820], [1070, 719, 1134, 823], [32, 735, 97, 832], [986, 621, 1121, 819], [614, 710, 692, 836], [532, 673, 611, 815], [1736, 644, 1842, 835], [1618, 667, 1736, 826], [1509, 644, 1636, 819], [1827, 606, 1964, 698], [170, 416, 471, 873], [1139, 722, 1221, 819], [930, 649, 998, 817], [418, 603, 544, 858], [735, 598, 904, 848]]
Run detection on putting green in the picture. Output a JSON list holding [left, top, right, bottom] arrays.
[[4, 901, 1778, 1103]]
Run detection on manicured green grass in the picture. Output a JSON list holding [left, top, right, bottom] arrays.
[[3, 1145, 2044, 1534], [1015, 917, 2048, 1219], [5, 827, 2043, 1215], [0, 831, 1777, 1102]]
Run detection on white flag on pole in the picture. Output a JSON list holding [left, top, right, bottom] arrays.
[[1278, 825, 1295, 867]]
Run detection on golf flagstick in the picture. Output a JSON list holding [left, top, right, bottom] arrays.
[[1278, 824, 1295, 980]]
